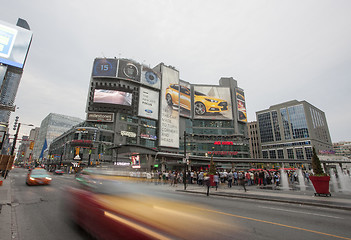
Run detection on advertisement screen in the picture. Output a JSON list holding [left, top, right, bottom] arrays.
[[131, 155, 141, 168], [138, 87, 159, 120], [193, 86, 232, 120], [92, 58, 117, 77], [117, 59, 141, 82], [141, 66, 161, 89], [236, 88, 247, 122], [160, 65, 179, 148], [179, 80, 191, 118], [0, 20, 32, 69], [93, 89, 132, 106]]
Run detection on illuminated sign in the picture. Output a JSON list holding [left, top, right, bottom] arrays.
[[214, 141, 233, 145], [121, 131, 136, 138], [131, 155, 140, 168], [208, 151, 238, 155], [87, 112, 114, 122]]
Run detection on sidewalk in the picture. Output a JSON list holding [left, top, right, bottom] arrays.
[[0, 176, 12, 240], [176, 182, 351, 211]]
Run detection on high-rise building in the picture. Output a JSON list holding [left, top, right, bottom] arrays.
[[32, 113, 83, 160], [0, 19, 33, 144], [256, 100, 332, 160], [247, 121, 261, 158]]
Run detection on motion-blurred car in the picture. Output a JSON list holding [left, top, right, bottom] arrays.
[[54, 169, 64, 175], [26, 168, 52, 186], [64, 169, 231, 240], [165, 84, 228, 115]]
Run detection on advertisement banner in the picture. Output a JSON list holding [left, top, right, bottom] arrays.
[[141, 66, 161, 89], [117, 59, 141, 82], [87, 112, 114, 122], [193, 86, 232, 120], [138, 87, 159, 120], [235, 88, 247, 122], [0, 20, 32, 69], [179, 80, 191, 118], [131, 155, 141, 168], [92, 58, 117, 77], [160, 65, 179, 148]]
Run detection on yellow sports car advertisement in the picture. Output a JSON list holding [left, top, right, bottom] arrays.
[[193, 86, 232, 120], [236, 88, 247, 122]]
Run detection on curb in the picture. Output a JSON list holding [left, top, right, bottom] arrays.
[[176, 190, 351, 211]]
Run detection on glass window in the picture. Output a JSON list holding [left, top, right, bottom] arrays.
[[272, 111, 281, 141], [287, 148, 294, 159], [305, 147, 312, 160], [262, 151, 268, 158], [277, 149, 284, 159], [296, 148, 304, 159], [269, 150, 276, 159], [288, 105, 309, 139], [258, 112, 274, 143]]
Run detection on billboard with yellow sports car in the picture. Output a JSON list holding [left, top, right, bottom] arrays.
[[235, 88, 247, 122], [193, 86, 232, 120]]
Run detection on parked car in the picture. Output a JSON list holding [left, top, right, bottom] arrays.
[[54, 169, 64, 175], [26, 168, 52, 186]]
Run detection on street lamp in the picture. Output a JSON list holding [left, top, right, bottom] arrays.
[[11, 123, 34, 156]]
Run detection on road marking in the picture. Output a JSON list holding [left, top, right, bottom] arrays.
[[258, 206, 344, 219], [191, 206, 351, 240]]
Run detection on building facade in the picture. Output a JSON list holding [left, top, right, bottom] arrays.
[[49, 58, 249, 171], [0, 19, 32, 152], [32, 113, 83, 160], [247, 121, 261, 159], [256, 100, 332, 161]]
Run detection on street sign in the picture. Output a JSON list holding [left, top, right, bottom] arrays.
[[74, 155, 81, 160]]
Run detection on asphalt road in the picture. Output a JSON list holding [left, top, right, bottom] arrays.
[[10, 168, 351, 240]]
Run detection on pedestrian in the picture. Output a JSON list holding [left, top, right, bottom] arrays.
[[233, 171, 238, 185], [258, 170, 264, 186], [238, 171, 246, 192], [245, 172, 251, 186], [214, 172, 219, 190], [227, 171, 233, 188]]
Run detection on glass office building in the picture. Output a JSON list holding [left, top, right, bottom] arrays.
[[256, 100, 332, 160]]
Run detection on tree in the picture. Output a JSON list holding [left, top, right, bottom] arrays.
[[311, 147, 326, 176]]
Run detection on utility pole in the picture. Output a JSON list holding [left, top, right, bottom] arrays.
[[183, 131, 187, 190], [11, 122, 21, 156]]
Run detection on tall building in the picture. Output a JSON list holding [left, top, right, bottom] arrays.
[[256, 100, 332, 160], [247, 121, 261, 158], [0, 19, 33, 148], [32, 113, 83, 160], [49, 58, 249, 171]]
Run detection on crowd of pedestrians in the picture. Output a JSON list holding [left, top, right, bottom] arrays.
[[150, 168, 312, 191]]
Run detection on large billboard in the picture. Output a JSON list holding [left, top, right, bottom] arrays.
[[160, 65, 179, 148], [179, 80, 191, 118], [138, 87, 159, 120], [235, 88, 247, 122], [92, 58, 117, 77], [193, 86, 232, 120], [0, 20, 32, 69], [141, 66, 161, 89], [117, 59, 141, 82], [93, 89, 132, 106]]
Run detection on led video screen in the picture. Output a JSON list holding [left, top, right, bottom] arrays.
[[93, 89, 132, 106]]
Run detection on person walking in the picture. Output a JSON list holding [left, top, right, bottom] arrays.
[[238, 171, 247, 192], [227, 171, 233, 188], [214, 172, 219, 190]]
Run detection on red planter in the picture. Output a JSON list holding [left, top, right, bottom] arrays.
[[310, 176, 330, 195]]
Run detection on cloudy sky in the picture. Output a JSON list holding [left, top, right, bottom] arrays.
[[3, 0, 351, 142]]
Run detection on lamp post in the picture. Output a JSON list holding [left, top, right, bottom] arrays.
[[10, 123, 34, 156]]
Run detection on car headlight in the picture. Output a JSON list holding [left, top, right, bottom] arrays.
[[205, 98, 218, 103], [30, 177, 35, 181], [45, 177, 52, 180]]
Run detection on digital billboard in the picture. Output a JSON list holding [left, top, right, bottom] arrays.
[[141, 66, 161, 89], [92, 58, 117, 77], [235, 88, 247, 122], [0, 20, 32, 69], [138, 87, 159, 120], [179, 80, 191, 118], [93, 89, 132, 106], [117, 59, 141, 82], [159, 65, 179, 148], [193, 86, 232, 120]]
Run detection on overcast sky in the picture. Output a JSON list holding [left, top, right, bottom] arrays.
[[3, 0, 351, 142]]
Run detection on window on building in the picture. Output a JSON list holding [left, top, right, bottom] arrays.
[[258, 112, 274, 143], [305, 147, 312, 160], [262, 151, 268, 158], [269, 150, 277, 159], [277, 149, 284, 159], [296, 148, 304, 159], [287, 148, 294, 159], [288, 105, 309, 139], [272, 111, 281, 141]]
